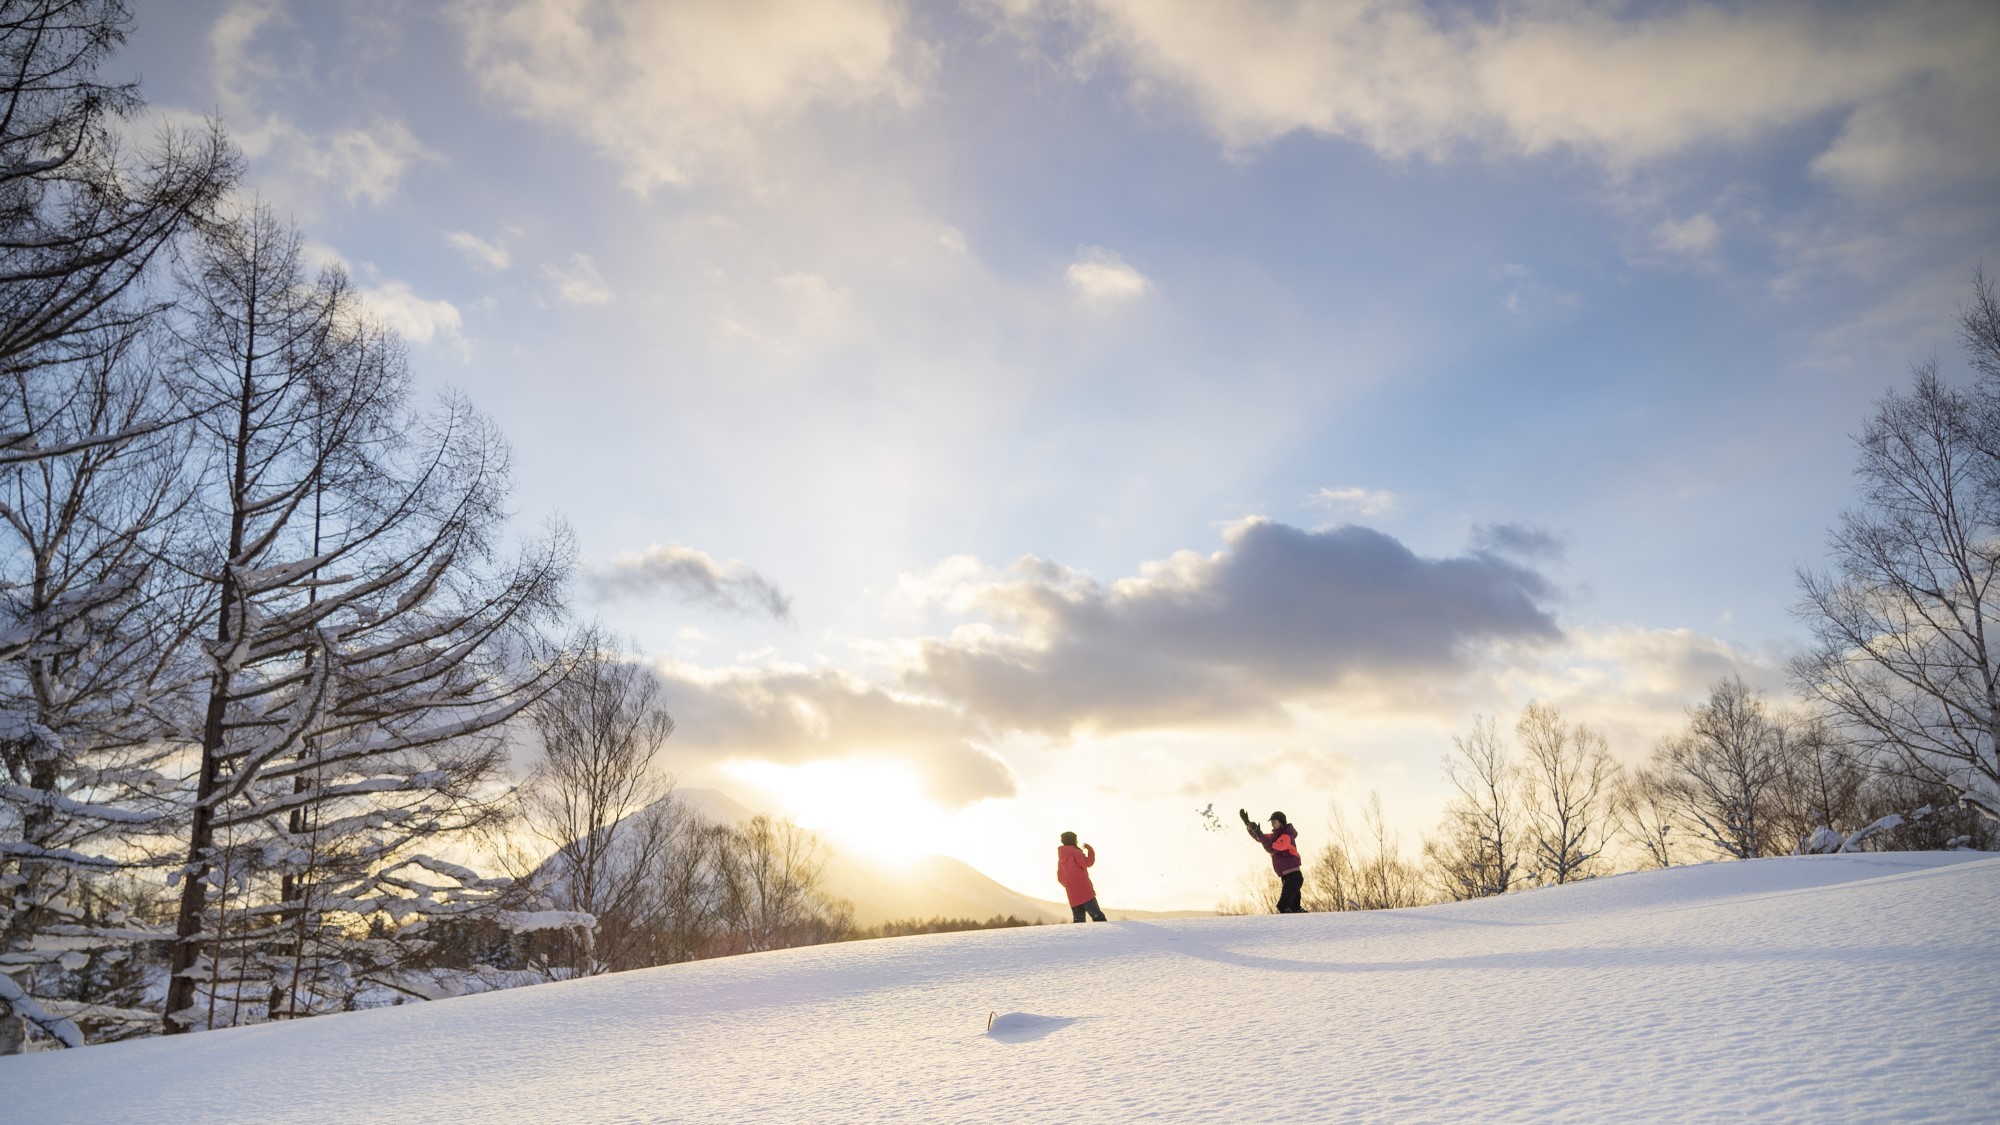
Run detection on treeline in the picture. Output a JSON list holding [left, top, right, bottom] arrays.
[[1231, 272, 2000, 914], [1231, 676, 1995, 916], [851, 915, 1042, 940]]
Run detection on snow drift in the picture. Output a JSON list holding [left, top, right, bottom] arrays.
[[6, 852, 1996, 1123]]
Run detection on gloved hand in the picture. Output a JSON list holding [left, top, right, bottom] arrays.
[[1239, 808, 1252, 824]]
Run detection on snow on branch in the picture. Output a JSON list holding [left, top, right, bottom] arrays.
[[0, 969, 84, 1048]]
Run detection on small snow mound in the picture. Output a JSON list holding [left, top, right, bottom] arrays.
[[985, 1012, 1077, 1043]]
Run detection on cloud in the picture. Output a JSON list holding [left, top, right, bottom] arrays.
[[543, 253, 613, 305], [1496, 625, 1792, 761], [445, 229, 512, 271], [356, 280, 468, 354], [1065, 246, 1154, 307], [1652, 212, 1721, 258], [292, 117, 435, 207], [1492, 262, 1577, 316], [900, 517, 1564, 737], [303, 241, 469, 355], [654, 662, 1016, 807], [456, 0, 930, 189], [205, 1, 438, 212], [591, 544, 793, 622], [1471, 522, 1563, 562], [996, 1, 1999, 193], [1310, 486, 1395, 518]]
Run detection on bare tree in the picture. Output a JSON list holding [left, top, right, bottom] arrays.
[[1615, 766, 1683, 869], [520, 636, 677, 975], [1305, 792, 1430, 911], [0, 0, 234, 391], [1770, 720, 1869, 852], [159, 206, 568, 1033], [1516, 701, 1617, 885], [1796, 274, 2000, 828], [711, 814, 851, 955], [1424, 715, 1522, 900], [0, 325, 199, 1052], [623, 802, 721, 968], [1649, 677, 1793, 859]]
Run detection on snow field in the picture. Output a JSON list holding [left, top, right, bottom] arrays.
[[5, 852, 1996, 1123]]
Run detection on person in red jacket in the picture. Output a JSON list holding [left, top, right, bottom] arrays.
[[1241, 809, 1304, 913], [1055, 831, 1107, 922]]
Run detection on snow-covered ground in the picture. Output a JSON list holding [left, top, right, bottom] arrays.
[[7, 852, 1996, 1123]]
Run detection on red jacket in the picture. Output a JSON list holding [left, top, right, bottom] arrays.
[[1055, 844, 1097, 907], [1247, 822, 1302, 875]]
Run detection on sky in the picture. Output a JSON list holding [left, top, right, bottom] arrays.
[[119, 0, 2000, 909]]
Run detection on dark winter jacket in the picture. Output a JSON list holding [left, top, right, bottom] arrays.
[[1055, 843, 1097, 907], [1245, 822, 1302, 875]]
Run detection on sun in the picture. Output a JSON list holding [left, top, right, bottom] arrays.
[[724, 759, 951, 869]]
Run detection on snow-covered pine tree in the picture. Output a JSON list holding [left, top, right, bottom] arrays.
[[158, 206, 569, 1033]]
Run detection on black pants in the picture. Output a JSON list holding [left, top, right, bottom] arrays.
[[1071, 897, 1107, 923], [1277, 871, 1304, 914]]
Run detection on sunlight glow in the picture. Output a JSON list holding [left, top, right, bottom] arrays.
[[724, 759, 953, 869]]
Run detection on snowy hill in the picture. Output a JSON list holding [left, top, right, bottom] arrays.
[[672, 788, 1205, 926], [8, 852, 1996, 1122]]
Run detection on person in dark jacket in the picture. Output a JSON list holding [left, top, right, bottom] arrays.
[[1056, 831, 1107, 922], [1241, 809, 1304, 913]]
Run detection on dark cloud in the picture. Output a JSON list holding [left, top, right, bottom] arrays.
[[1471, 521, 1565, 561], [589, 544, 793, 622], [906, 519, 1564, 737], [653, 665, 1016, 807]]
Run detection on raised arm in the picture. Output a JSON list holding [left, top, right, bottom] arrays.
[[1082, 843, 1096, 867], [1240, 809, 1271, 848]]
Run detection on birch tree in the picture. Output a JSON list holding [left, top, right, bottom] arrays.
[[1795, 274, 2000, 828], [520, 636, 677, 975], [1424, 715, 1522, 899], [1516, 701, 1617, 885], [1648, 677, 1792, 859], [1305, 792, 1429, 911], [711, 815, 850, 955]]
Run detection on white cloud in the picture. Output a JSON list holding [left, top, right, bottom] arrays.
[[1496, 624, 1793, 762], [998, 1, 1999, 194], [543, 253, 614, 305], [303, 241, 470, 356], [1310, 486, 1395, 518], [1653, 213, 1721, 258], [294, 117, 435, 207], [652, 660, 1016, 807], [357, 280, 468, 354], [1065, 246, 1153, 307], [204, 1, 438, 212], [456, 0, 931, 189], [445, 229, 512, 271]]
